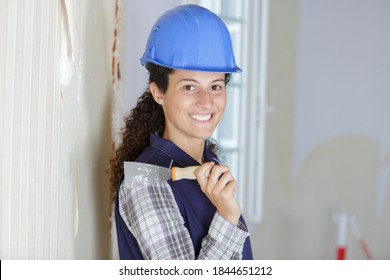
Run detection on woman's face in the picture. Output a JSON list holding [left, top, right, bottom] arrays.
[[151, 70, 227, 145]]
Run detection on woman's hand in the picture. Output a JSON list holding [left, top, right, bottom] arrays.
[[195, 162, 241, 226]]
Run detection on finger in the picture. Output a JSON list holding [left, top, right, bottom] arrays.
[[224, 180, 238, 197], [195, 162, 215, 187], [213, 171, 235, 193], [207, 164, 229, 182], [204, 165, 232, 195]]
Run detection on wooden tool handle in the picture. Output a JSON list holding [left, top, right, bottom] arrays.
[[171, 166, 199, 181]]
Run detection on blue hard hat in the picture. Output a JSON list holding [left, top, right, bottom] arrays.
[[140, 4, 241, 73]]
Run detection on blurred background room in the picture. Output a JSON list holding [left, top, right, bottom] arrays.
[[1, 0, 389, 259]]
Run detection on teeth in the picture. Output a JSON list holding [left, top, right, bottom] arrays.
[[190, 114, 212, 121]]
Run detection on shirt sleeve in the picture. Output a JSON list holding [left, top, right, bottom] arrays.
[[118, 178, 249, 260], [198, 212, 249, 260]]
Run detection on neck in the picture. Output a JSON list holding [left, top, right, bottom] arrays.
[[163, 134, 205, 164], [179, 139, 205, 164], [185, 140, 205, 164]]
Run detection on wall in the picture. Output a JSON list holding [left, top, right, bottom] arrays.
[[250, 0, 301, 259], [70, 0, 115, 259], [0, 0, 74, 259], [0, 0, 115, 259], [251, 0, 390, 259], [123, 0, 183, 112]]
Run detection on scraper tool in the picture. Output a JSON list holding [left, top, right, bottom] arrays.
[[124, 161, 199, 184]]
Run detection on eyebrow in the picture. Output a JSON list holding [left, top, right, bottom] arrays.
[[179, 78, 225, 83]]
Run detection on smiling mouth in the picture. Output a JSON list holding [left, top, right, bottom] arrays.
[[190, 113, 213, 122]]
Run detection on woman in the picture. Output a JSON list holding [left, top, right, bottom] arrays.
[[110, 4, 253, 260]]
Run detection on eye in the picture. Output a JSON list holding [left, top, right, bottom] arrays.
[[210, 84, 224, 93], [183, 85, 197, 92]]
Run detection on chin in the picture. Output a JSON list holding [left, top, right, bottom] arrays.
[[193, 131, 214, 140]]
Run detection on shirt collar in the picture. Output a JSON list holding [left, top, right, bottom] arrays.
[[149, 133, 217, 167]]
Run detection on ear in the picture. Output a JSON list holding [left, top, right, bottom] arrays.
[[149, 82, 165, 105]]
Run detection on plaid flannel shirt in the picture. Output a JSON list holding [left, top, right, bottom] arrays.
[[118, 176, 250, 260]]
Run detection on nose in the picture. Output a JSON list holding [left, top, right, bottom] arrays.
[[196, 89, 213, 108]]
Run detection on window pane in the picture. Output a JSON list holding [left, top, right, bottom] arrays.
[[218, 86, 240, 144], [227, 23, 243, 84], [220, 0, 242, 19]]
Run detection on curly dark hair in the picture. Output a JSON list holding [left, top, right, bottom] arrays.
[[109, 63, 231, 196]]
